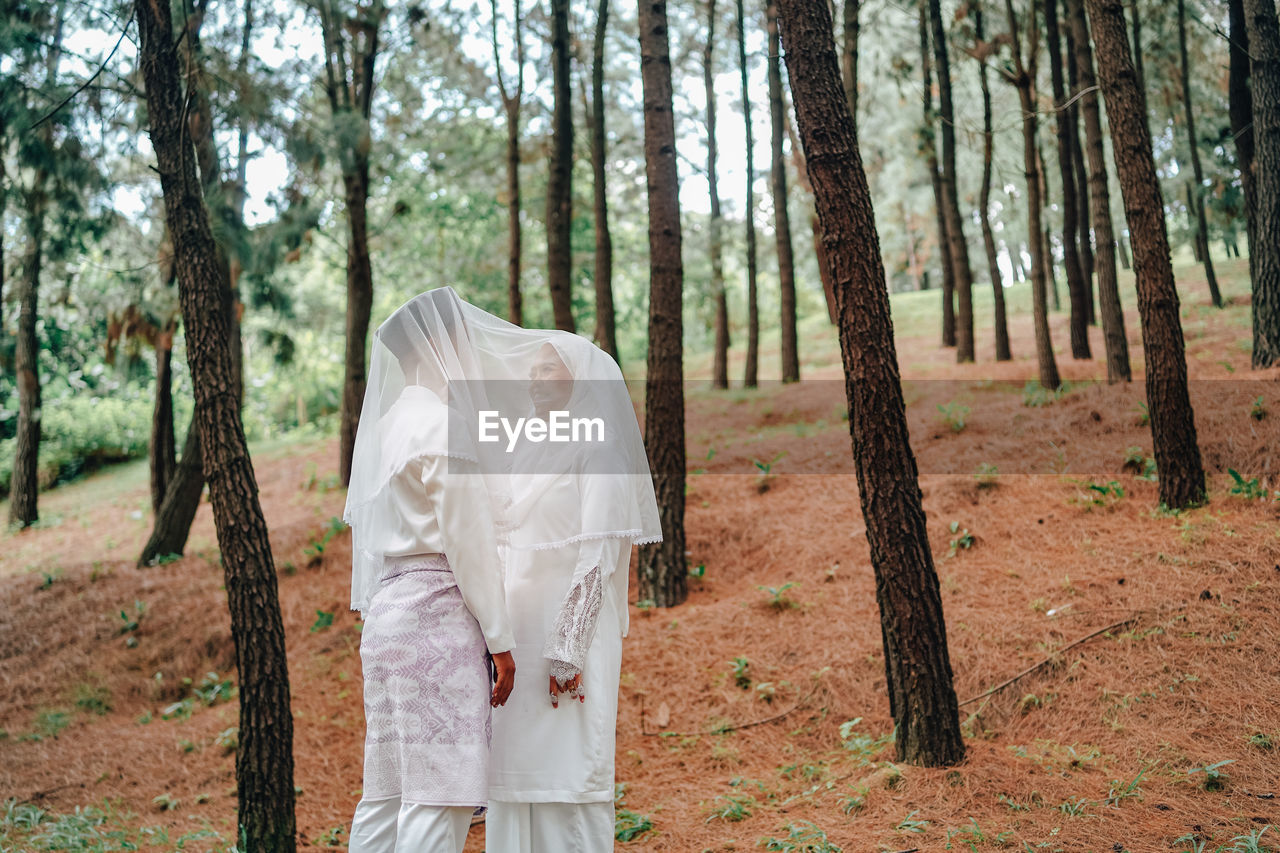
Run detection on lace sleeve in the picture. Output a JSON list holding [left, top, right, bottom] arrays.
[[543, 565, 603, 686]]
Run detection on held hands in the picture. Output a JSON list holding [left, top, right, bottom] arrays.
[[549, 671, 585, 708], [490, 651, 516, 707]]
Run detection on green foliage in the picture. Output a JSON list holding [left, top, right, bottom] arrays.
[[162, 671, 235, 720], [757, 582, 800, 610], [753, 452, 786, 493], [1123, 447, 1159, 481], [730, 656, 752, 689], [1103, 767, 1146, 807], [1022, 380, 1071, 407], [937, 402, 970, 432], [704, 793, 754, 823], [945, 818, 1013, 850], [947, 521, 974, 556], [73, 683, 112, 716], [896, 810, 930, 833], [304, 517, 349, 563], [116, 600, 145, 635], [311, 610, 335, 633], [761, 820, 842, 852], [613, 785, 652, 842], [838, 718, 893, 764], [1187, 759, 1234, 792], [974, 463, 999, 489], [1227, 469, 1269, 500], [1250, 396, 1267, 420]]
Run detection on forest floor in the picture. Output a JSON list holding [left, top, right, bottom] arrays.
[[3, 257, 1279, 852]]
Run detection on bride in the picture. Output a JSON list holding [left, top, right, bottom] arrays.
[[486, 334, 662, 852]]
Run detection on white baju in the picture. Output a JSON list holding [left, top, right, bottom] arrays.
[[349, 386, 515, 853], [486, 457, 635, 850]]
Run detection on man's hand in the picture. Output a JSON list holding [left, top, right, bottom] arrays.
[[549, 672, 584, 707], [491, 651, 516, 707]]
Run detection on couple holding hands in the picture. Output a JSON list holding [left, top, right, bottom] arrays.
[[343, 287, 661, 852]]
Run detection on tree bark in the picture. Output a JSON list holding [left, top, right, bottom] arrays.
[[842, 0, 859, 125], [1229, 0, 1255, 278], [637, 0, 687, 608], [150, 323, 177, 515], [1065, 26, 1097, 323], [920, 5, 956, 347], [590, 0, 618, 361], [1067, 0, 1131, 381], [140, 418, 205, 565], [1047, 0, 1092, 358], [10, 180, 46, 528], [774, 0, 965, 766], [1004, 0, 1061, 390], [974, 0, 1012, 360], [739, 0, 760, 387], [706, 0, 730, 388], [768, 0, 800, 383], [135, 0, 297, 846], [785, 111, 837, 324], [1177, 0, 1222, 308], [1086, 0, 1205, 509], [1244, 0, 1280, 367], [1039, 144, 1061, 313], [547, 0, 575, 332], [929, 0, 976, 362]]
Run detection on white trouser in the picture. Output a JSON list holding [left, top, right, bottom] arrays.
[[348, 796, 474, 853], [484, 800, 614, 853]]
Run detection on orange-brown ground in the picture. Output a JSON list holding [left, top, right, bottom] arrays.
[[3, 259, 1279, 851]]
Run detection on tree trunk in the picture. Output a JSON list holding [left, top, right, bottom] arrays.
[[774, 0, 965, 766], [786, 112, 838, 324], [1229, 0, 1255, 277], [492, 0, 525, 327], [1067, 0, 1131, 381], [1005, 0, 1061, 390], [339, 162, 373, 487], [547, 0, 575, 332], [1047, 0, 1092, 358], [588, 0, 616, 362], [637, 0, 687, 608], [1039, 144, 1062, 313], [1066, 26, 1095, 299], [134, 0, 297, 847], [974, 1, 1012, 361], [140, 418, 205, 565], [1244, 0, 1280, 367], [768, 0, 800, 383], [842, 0, 859, 124], [1086, 0, 1205, 509], [706, 0, 730, 388], [929, 0, 976, 362], [150, 324, 177, 515], [10, 183, 46, 529], [920, 5, 956, 347], [1177, 0, 1222, 308], [739, 0, 760, 387]]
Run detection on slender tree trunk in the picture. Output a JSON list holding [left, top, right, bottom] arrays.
[[1039, 144, 1062, 313], [768, 0, 800, 382], [150, 324, 177, 515], [1065, 27, 1097, 324], [706, 0, 730, 388], [590, 0, 617, 361], [339, 160, 373, 487], [10, 184, 46, 528], [637, 0, 687, 608], [547, 0, 575, 332], [1229, 0, 1256, 273], [774, 0, 965, 766], [785, 112, 837, 323], [1244, 0, 1280, 367], [1005, 0, 1061, 390], [739, 0, 760, 387], [1129, 0, 1146, 107], [1086, 0, 1205, 509], [140, 412, 205, 564], [1067, 0, 1131, 381], [1048, 0, 1091, 358], [920, 5, 956, 347], [974, 1, 1011, 360], [1176, 0, 1222, 308], [134, 0, 296, 846], [929, 0, 976, 362], [492, 0, 526, 326]]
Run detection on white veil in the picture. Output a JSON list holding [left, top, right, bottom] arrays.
[[343, 286, 662, 615]]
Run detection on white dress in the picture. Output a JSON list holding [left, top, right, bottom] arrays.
[[487, 461, 634, 851]]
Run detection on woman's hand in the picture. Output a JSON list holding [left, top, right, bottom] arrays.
[[549, 672, 584, 707], [491, 651, 516, 707]]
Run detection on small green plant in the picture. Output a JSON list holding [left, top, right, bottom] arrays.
[[1224, 826, 1272, 853], [311, 610, 335, 633], [1251, 396, 1267, 420], [752, 452, 786, 493], [947, 521, 974, 556], [1123, 446, 1158, 480], [38, 567, 63, 589], [117, 600, 146, 635], [29, 710, 70, 741], [613, 784, 653, 842], [1081, 480, 1125, 507], [73, 683, 112, 716], [757, 582, 799, 610], [729, 656, 752, 689], [1249, 732, 1274, 750], [896, 810, 930, 833], [761, 820, 842, 852], [193, 672, 234, 706], [215, 727, 239, 752], [315, 826, 346, 847], [149, 552, 182, 567], [1104, 767, 1146, 807], [152, 793, 179, 812], [839, 718, 893, 764], [304, 517, 348, 564], [1135, 401, 1150, 426], [688, 562, 706, 579], [704, 793, 754, 823], [839, 787, 867, 815], [945, 818, 1013, 850], [938, 402, 970, 432], [974, 463, 999, 489], [1058, 797, 1088, 816], [1187, 758, 1234, 792], [1023, 380, 1070, 407], [1228, 469, 1268, 500]]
